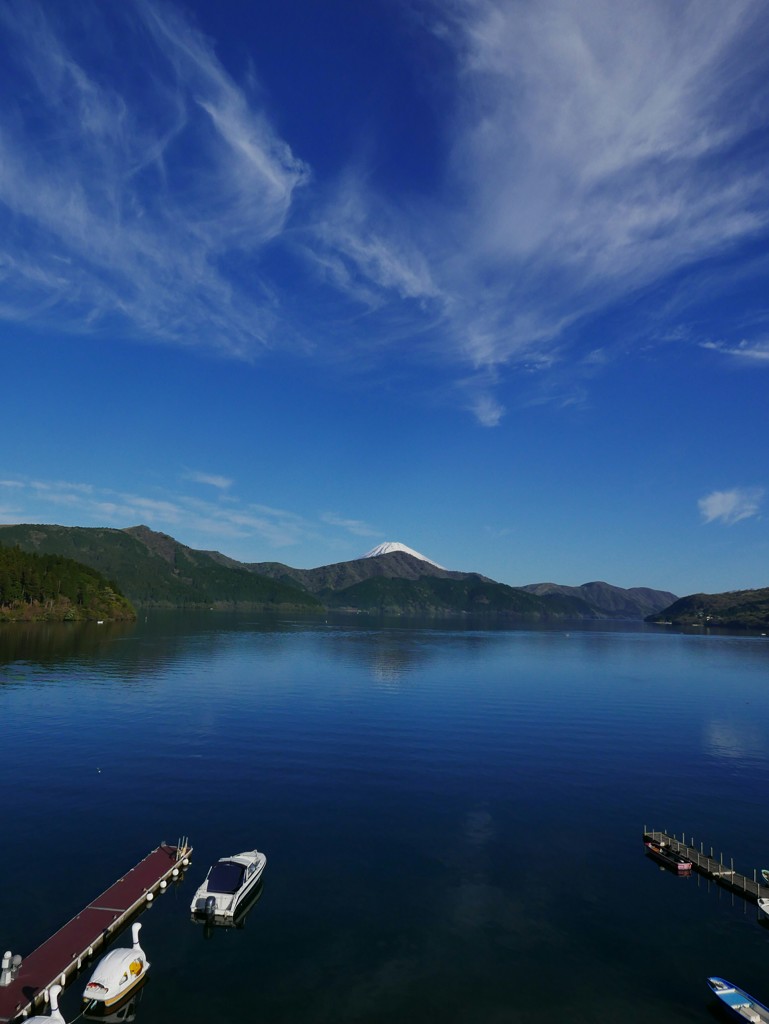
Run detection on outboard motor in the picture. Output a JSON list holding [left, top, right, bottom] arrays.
[[204, 895, 217, 918], [0, 951, 22, 987]]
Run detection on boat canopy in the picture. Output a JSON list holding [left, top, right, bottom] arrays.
[[720, 991, 750, 1008], [206, 860, 245, 894]]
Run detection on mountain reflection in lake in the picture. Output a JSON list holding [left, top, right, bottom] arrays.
[[2, 613, 769, 1023]]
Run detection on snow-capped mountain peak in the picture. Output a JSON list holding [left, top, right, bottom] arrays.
[[362, 542, 445, 569]]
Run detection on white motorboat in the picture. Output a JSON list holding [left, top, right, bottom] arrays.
[[82, 923, 149, 1010], [758, 896, 769, 918], [27, 984, 65, 1023], [190, 849, 267, 921], [192, 878, 264, 936]]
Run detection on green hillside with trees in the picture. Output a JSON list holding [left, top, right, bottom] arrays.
[[248, 549, 496, 592], [648, 588, 769, 631], [0, 544, 135, 621], [322, 575, 581, 617], [0, 524, 322, 611]]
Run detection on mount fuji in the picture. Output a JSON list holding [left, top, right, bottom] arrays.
[[362, 542, 446, 569]]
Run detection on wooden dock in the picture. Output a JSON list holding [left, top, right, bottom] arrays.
[[0, 841, 191, 1023], [643, 829, 769, 903]]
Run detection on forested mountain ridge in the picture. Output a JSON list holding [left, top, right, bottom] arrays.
[[247, 549, 495, 593], [0, 524, 321, 611], [0, 544, 135, 621], [320, 575, 590, 617], [648, 588, 769, 631], [521, 581, 678, 620]]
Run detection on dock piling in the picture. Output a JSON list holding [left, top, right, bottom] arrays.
[[643, 829, 769, 907], [0, 841, 192, 1024]]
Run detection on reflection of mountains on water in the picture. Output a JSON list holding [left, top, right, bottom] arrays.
[[191, 880, 264, 940], [2, 612, 669, 691], [0, 612, 452, 686], [0, 613, 290, 682], [0, 619, 137, 667]]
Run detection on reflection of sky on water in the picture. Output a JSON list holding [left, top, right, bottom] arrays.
[[279, 801, 567, 1023], [463, 808, 495, 848], [704, 719, 768, 763], [4, 617, 769, 1023], [369, 645, 419, 686]]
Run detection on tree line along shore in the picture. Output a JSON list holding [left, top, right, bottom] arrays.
[[0, 545, 135, 622]]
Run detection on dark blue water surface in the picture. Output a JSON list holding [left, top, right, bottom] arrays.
[[2, 615, 769, 1023]]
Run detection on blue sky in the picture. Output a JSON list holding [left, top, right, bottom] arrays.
[[1, 0, 768, 596]]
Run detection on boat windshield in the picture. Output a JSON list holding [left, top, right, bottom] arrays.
[[206, 861, 245, 894]]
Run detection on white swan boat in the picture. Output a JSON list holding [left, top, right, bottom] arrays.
[[82, 923, 149, 1010], [190, 849, 267, 921], [83, 992, 140, 1022], [27, 985, 65, 1023]]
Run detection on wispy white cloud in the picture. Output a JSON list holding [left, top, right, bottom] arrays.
[[466, 390, 504, 428], [0, 0, 308, 353], [0, 475, 321, 552], [184, 470, 233, 490], [307, 173, 440, 307], [321, 512, 380, 538], [702, 339, 769, 362], [0, 476, 390, 559], [698, 487, 764, 525]]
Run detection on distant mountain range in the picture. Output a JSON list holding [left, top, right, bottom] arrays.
[[0, 524, 678, 621], [520, 581, 678, 621]]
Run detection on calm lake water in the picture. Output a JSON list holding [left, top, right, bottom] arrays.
[[2, 614, 769, 1023]]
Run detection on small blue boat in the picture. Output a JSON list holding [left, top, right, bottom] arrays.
[[707, 977, 769, 1021]]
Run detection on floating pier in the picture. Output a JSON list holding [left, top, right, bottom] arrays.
[[0, 840, 191, 1023], [643, 829, 769, 903]]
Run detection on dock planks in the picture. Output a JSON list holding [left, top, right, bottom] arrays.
[[644, 830, 769, 903], [0, 842, 191, 1023]]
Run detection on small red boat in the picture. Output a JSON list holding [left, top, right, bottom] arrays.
[[644, 839, 692, 873]]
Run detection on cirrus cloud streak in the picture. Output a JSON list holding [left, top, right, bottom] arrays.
[[0, 0, 768, 425], [0, 475, 378, 556]]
